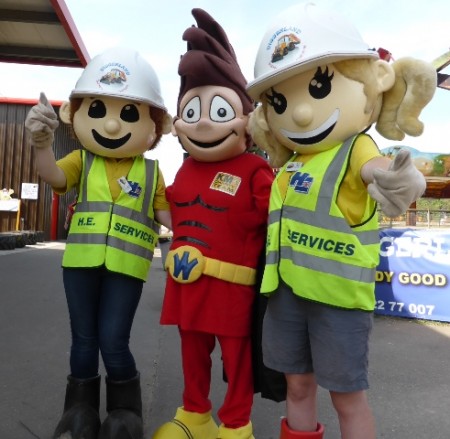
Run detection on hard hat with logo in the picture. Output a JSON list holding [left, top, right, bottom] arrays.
[[247, 2, 379, 100], [70, 47, 167, 110]]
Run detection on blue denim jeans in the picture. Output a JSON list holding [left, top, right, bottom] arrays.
[[63, 267, 143, 381]]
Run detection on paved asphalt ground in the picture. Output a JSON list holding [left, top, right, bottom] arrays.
[[1, 242, 450, 439]]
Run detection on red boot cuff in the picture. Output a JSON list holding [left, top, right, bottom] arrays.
[[280, 418, 324, 438]]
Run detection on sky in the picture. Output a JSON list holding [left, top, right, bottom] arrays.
[[1, 0, 449, 184]]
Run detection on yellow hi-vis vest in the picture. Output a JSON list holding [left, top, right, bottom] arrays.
[[261, 136, 380, 310], [62, 151, 160, 281]]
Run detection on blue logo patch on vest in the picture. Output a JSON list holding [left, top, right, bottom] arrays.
[[127, 181, 142, 198], [290, 172, 313, 194]]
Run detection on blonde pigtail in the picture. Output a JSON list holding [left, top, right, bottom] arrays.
[[376, 57, 437, 140]]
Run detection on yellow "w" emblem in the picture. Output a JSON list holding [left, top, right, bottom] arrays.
[[166, 246, 206, 283]]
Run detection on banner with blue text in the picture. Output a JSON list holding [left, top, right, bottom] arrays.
[[375, 228, 450, 322]]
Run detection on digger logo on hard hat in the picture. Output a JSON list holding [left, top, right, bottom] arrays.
[[270, 32, 302, 63], [100, 68, 127, 85], [97, 63, 131, 93], [266, 27, 305, 67]]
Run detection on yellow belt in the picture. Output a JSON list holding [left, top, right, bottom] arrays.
[[166, 245, 256, 286]]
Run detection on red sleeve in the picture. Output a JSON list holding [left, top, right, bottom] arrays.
[[165, 184, 173, 203], [252, 164, 274, 215]]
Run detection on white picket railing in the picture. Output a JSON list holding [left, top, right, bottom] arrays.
[[378, 209, 450, 228]]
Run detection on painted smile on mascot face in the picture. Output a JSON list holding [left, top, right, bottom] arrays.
[[187, 130, 237, 149], [92, 130, 132, 149], [280, 109, 339, 146]]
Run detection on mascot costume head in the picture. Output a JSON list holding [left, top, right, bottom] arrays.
[[172, 8, 254, 163], [60, 47, 171, 158], [247, 2, 436, 169]]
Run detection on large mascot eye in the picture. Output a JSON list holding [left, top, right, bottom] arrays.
[[181, 96, 201, 123], [88, 100, 107, 118], [210, 96, 235, 122], [266, 88, 287, 115], [120, 104, 139, 122], [309, 66, 334, 99]]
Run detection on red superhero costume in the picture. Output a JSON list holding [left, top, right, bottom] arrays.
[[153, 8, 274, 439], [161, 149, 273, 433], [161, 153, 273, 336]]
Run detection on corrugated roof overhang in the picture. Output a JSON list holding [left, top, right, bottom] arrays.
[[0, 0, 89, 68]]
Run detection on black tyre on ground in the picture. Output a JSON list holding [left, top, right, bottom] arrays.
[[0, 233, 17, 251]]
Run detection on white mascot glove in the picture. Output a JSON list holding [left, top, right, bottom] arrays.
[[367, 149, 426, 218], [25, 92, 59, 149]]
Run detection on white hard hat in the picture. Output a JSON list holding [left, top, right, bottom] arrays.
[[247, 2, 379, 99], [70, 47, 167, 110]]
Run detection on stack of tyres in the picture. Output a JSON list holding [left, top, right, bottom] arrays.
[[0, 230, 44, 250], [0, 233, 17, 250]]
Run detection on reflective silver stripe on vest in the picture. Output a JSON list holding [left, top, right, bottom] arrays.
[[74, 201, 111, 213], [268, 209, 282, 226], [279, 137, 377, 280], [79, 151, 95, 206], [314, 138, 378, 243], [281, 245, 375, 283], [266, 249, 279, 265], [108, 236, 154, 261], [67, 232, 155, 261], [67, 233, 106, 245], [279, 138, 379, 246], [112, 204, 159, 234]]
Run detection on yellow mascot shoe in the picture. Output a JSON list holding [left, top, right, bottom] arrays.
[[217, 421, 255, 439], [152, 407, 218, 439]]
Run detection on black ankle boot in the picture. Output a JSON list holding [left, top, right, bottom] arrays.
[[53, 375, 101, 439], [98, 372, 143, 439]]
